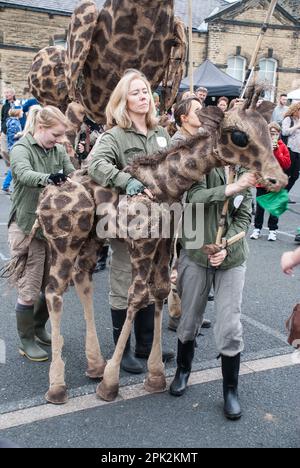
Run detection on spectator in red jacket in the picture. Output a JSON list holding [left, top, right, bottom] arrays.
[[250, 122, 290, 242]]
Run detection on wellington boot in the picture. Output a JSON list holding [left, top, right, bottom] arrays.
[[169, 339, 195, 396], [34, 293, 51, 346], [221, 354, 242, 420], [111, 309, 143, 374], [135, 304, 174, 361], [16, 304, 48, 362]]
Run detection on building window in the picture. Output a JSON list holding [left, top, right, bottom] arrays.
[[226, 56, 246, 82], [258, 58, 277, 101], [52, 35, 67, 48]]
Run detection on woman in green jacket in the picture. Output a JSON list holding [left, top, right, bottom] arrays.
[[8, 105, 75, 362], [89, 69, 174, 374]]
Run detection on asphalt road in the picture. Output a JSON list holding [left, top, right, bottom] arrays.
[[0, 159, 299, 448]]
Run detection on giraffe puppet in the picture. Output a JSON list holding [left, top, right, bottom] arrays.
[[11, 89, 287, 405]]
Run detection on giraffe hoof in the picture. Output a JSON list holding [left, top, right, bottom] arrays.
[[86, 363, 106, 380], [45, 386, 68, 405], [144, 374, 167, 394], [96, 381, 119, 402]]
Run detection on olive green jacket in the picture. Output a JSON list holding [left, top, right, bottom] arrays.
[[9, 133, 75, 235], [180, 167, 252, 270], [88, 125, 170, 190]]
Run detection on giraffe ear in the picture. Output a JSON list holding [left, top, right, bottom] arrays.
[[196, 106, 224, 133], [255, 101, 276, 123]]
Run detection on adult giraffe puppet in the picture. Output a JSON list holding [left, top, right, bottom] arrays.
[[28, 0, 187, 142], [4, 88, 286, 405]]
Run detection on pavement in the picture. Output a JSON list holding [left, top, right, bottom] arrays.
[[0, 159, 299, 449]]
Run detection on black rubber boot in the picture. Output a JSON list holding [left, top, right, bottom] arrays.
[[134, 304, 174, 361], [169, 339, 195, 396], [16, 303, 48, 362], [221, 353, 242, 420], [111, 309, 143, 374], [168, 315, 180, 332], [34, 293, 51, 346], [94, 245, 109, 272]]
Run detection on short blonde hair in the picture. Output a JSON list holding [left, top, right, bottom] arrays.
[[8, 108, 22, 118], [106, 69, 158, 130]]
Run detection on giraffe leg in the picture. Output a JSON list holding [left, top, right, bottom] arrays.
[[45, 288, 68, 405], [72, 240, 106, 380], [45, 248, 82, 405], [144, 239, 172, 393], [96, 313, 135, 402], [144, 299, 167, 394], [97, 239, 157, 401]]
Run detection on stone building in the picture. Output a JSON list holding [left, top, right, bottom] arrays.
[[0, 0, 299, 100]]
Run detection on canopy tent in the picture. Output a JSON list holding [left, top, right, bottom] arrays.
[[180, 59, 242, 97], [287, 88, 300, 101]]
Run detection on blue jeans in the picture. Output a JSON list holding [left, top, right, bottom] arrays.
[[2, 169, 12, 190]]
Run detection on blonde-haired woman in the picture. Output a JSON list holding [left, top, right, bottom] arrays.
[[8, 105, 75, 362], [282, 102, 300, 194], [89, 69, 174, 373]]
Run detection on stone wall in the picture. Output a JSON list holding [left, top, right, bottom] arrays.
[[0, 6, 69, 97], [191, 3, 300, 100]]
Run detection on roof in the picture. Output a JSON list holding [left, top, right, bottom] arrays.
[[1, 0, 298, 27], [207, 0, 300, 25], [0, 0, 231, 29], [180, 59, 242, 96]]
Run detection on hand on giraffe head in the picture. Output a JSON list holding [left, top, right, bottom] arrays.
[[126, 177, 154, 199], [225, 172, 257, 197]]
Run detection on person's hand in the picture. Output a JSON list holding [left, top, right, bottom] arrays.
[[126, 178, 145, 196], [234, 173, 257, 191], [208, 249, 227, 267], [48, 173, 69, 186], [226, 173, 257, 196], [281, 251, 296, 275], [78, 142, 85, 154]]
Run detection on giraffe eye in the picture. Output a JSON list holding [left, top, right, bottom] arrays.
[[230, 131, 249, 148]]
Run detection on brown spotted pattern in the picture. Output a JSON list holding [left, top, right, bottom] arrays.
[[39, 88, 288, 405], [28, 0, 186, 136]]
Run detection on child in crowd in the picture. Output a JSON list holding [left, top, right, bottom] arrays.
[[2, 107, 23, 194]]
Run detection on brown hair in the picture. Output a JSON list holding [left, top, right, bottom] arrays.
[[268, 122, 281, 133], [174, 97, 201, 127], [217, 96, 229, 105]]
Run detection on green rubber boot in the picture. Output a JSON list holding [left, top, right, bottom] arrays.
[[16, 304, 48, 362], [34, 293, 51, 346]]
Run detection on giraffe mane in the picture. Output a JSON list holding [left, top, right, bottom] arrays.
[[124, 132, 211, 172]]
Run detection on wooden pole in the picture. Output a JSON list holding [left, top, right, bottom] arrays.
[[188, 0, 193, 93], [240, 0, 278, 98]]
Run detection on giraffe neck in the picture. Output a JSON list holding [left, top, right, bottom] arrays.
[[128, 135, 223, 202]]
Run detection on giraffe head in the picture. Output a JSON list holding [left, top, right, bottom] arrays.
[[198, 88, 288, 191]]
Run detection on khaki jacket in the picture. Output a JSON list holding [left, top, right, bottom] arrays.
[[180, 168, 252, 270], [88, 125, 170, 190], [9, 133, 74, 234]]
